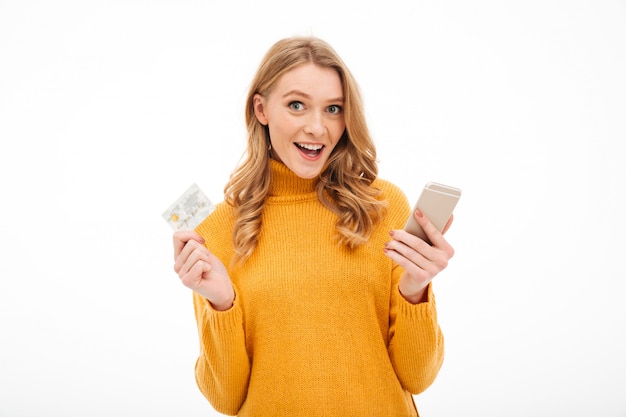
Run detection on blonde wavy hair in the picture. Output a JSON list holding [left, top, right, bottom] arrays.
[[224, 36, 387, 264]]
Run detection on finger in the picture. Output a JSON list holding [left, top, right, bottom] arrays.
[[414, 210, 453, 253], [180, 259, 212, 290], [388, 227, 453, 272], [173, 230, 205, 259], [389, 228, 436, 259], [383, 244, 430, 285], [383, 242, 419, 271], [178, 242, 212, 276], [385, 239, 450, 292], [412, 210, 439, 245], [385, 235, 440, 276], [174, 238, 209, 274], [386, 231, 431, 261], [384, 233, 433, 279]]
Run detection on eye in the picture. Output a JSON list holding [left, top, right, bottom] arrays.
[[288, 101, 304, 111], [327, 105, 343, 114]]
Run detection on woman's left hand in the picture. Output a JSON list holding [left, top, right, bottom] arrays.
[[384, 210, 455, 304]]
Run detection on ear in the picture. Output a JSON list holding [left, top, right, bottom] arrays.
[[253, 94, 268, 125]]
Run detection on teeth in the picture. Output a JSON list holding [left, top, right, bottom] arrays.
[[297, 143, 323, 151]]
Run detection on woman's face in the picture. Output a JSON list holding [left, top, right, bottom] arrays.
[[253, 63, 346, 179]]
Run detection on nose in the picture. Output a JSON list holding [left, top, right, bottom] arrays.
[[303, 111, 325, 137]]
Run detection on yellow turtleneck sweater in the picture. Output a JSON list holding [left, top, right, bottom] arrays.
[[193, 160, 444, 417]]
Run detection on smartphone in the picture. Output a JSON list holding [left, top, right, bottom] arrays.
[[403, 182, 461, 244]]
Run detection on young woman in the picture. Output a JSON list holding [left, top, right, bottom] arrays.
[[173, 36, 455, 416]]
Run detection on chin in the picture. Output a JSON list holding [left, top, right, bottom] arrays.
[[289, 161, 325, 179], [283, 152, 329, 179]]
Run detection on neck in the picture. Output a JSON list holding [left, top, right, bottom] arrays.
[[268, 159, 317, 196]]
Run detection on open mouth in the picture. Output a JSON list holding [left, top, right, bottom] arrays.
[[295, 143, 324, 158]]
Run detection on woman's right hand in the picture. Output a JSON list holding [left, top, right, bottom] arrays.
[[173, 231, 235, 311]]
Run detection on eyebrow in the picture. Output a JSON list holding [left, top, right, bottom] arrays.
[[283, 90, 344, 103]]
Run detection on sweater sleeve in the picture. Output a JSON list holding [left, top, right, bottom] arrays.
[[380, 179, 445, 394], [192, 204, 251, 415], [388, 277, 444, 394], [193, 289, 250, 415]]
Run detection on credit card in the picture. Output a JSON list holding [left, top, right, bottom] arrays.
[[162, 183, 215, 231]]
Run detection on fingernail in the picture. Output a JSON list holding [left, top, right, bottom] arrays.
[[415, 210, 423, 218], [389, 230, 395, 237]]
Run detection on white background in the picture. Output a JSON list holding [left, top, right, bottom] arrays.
[[1, 1, 625, 416]]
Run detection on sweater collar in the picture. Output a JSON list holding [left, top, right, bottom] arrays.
[[268, 159, 317, 196]]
